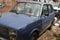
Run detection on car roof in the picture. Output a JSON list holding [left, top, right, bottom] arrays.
[[17, 1, 50, 5]]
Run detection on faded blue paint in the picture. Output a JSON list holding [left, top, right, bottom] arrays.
[[0, 1, 55, 40], [0, 12, 37, 30]]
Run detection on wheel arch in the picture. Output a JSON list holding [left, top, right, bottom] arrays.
[[29, 28, 40, 37]]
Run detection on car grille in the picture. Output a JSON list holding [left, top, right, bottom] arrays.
[[9, 30, 17, 40], [0, 26, 17, 40]]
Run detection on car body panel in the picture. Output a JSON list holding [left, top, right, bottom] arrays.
[[0, 1, 55, 40], [0, 12, 38, 30]]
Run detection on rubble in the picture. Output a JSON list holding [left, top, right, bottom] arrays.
[[52, 25, 60, 36]]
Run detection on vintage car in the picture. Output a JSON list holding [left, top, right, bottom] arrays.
[[0, 1, 55, 40]]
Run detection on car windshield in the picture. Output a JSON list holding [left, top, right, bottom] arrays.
[[14, 2, 41, 17]]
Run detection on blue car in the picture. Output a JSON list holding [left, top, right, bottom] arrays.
[[0, 1, 55, 40]]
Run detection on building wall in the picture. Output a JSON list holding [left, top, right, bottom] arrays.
[[53, 0, 60, 2], [20, 0, 32, 1], [19, 0, 60, 2], [21, 0, 44, 1]]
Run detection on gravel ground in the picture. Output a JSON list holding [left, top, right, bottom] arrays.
[[38, 30, 56, 40], [38, 25, 60, 40]]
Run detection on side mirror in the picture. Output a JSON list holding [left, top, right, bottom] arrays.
[[45, 13, 49, 16], [54, 9, 58, 13]]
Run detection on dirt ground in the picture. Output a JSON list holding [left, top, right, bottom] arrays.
[[38, 30, 57, 40], [38, 25, 60, 40]]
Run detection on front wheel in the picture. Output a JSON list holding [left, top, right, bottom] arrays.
[[30, 32, 39, 40]]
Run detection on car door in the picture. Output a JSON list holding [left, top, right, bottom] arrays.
[[41, 4, 50, 31], [47, 4, 55, 25]]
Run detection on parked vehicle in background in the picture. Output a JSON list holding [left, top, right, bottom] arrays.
[[0, 1, 55, 40], [53, 4, 60, 14], [53, 4, 60, 26]]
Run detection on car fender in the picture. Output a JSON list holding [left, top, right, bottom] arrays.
[[29, 28, 39, 37]]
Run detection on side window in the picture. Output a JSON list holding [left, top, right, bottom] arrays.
[[42, 4, 48, 16], [48, 5, 53, 13]]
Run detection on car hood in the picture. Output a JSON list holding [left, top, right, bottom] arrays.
[[0, 12, 37, 30]]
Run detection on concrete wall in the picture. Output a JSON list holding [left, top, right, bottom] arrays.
[[20, 0, 32, 1], [53, 0, 60, 2]]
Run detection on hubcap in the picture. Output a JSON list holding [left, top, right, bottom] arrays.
[[31, 33, 38, 40]]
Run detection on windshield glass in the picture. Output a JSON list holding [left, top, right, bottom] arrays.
[[14, 2, 41, 17]]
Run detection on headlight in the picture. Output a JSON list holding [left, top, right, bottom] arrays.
[[9, 31, 16, 35], [9, 30, 17, 40]]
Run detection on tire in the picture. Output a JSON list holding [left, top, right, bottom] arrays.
[[30, 32, 39, 40]]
